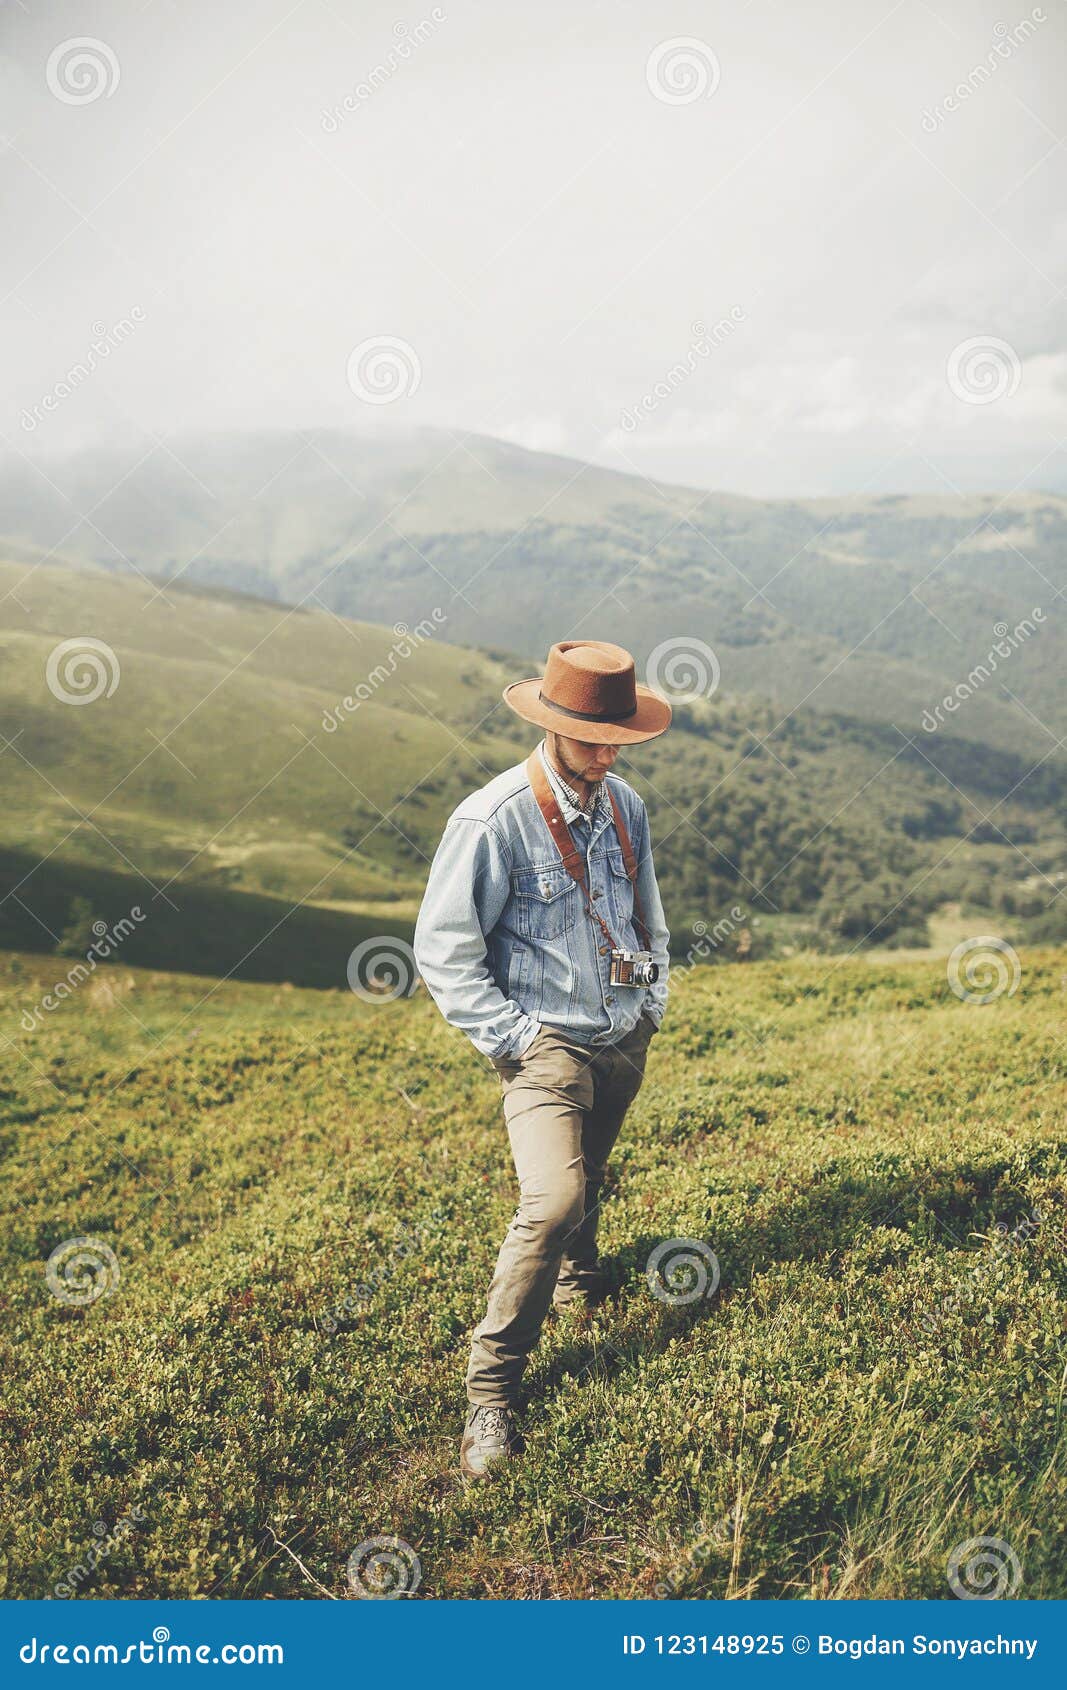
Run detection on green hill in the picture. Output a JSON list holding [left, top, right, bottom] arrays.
[[3, 429, 1064, 760], [1, 945, 1064, 1597], [0, 560, 491, 982], [2, 559, 1064, 984]]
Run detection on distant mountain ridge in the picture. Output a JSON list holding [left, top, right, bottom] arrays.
[[3, 428, 1064, 766]]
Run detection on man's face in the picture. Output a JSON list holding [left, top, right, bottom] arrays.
[[551, 732, 620, 783]]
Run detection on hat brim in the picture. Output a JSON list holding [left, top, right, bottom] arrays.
[[502, 677, 672, 745]]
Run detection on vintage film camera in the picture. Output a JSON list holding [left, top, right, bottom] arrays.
[[609, 948, 659, 988]]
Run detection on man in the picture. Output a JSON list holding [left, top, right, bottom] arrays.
[[414, 639, 672, 1478]]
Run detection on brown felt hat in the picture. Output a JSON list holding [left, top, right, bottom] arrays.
[[503, 640, 672, 745]]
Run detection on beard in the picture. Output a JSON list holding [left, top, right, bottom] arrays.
[[554, 740, 596, 784]]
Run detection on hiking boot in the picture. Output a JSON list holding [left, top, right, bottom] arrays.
[[460, 1404, 518, 1480]]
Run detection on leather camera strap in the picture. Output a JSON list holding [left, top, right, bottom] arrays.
[[525, 749, 652, 952]]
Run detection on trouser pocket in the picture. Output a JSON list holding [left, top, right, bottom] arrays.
[[490, 1022, 556, 1077]]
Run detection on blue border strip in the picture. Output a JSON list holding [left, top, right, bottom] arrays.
[[2, 1600, 1065, 1685]]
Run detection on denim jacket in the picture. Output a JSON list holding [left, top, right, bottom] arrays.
[[413, 740, 670, 1060]]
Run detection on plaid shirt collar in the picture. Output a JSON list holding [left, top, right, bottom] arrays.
[[538, 740, 606, 825]]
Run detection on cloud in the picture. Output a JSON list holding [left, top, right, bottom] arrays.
[[491, 416, 573, 455]]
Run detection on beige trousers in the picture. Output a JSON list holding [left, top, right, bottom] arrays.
[[466, 1015, 655, 1407]]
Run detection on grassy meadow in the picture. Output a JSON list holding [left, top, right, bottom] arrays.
[[2, 942, 1065, 1600]]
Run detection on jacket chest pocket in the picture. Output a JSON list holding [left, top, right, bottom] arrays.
[[606, 848, 636, 931], [512, 864, 579, 941]]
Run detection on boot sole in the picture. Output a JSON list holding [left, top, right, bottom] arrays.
[[460, 1443, 513, 1481], [459, 1431, 523, 1480]]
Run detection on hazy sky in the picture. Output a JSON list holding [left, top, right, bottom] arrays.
[[2, 0, 1065, 496]]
